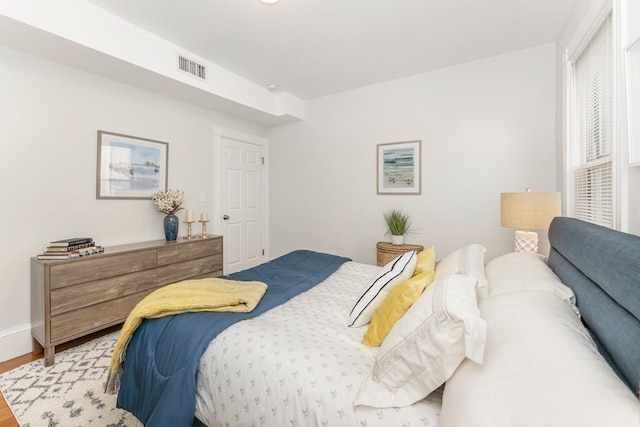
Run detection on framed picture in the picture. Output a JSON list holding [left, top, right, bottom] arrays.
[[625, 35, 640, 167], [96, 131, 169, 199], [377, 140, 422, 195]]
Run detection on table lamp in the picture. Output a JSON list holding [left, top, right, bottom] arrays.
[[500, 189, 561, 252]]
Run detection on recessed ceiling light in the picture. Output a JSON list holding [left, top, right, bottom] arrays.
[[259, 0, 280, 4], [266, 84, 279, 92]]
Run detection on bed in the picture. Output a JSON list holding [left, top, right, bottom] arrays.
[[113, 217, 640, 426]]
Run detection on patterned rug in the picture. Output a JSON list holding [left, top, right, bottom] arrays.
[[0, 332, 141, 427]]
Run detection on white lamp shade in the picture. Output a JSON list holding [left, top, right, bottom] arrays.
[[500, 192, 561, 231]]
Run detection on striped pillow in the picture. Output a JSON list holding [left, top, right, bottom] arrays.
[[348, 251, 417, 328]]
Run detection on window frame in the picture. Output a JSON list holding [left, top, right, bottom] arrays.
[[564, 0, 623, 230]]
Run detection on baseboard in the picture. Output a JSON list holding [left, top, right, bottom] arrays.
[[0, 324, 32, 363]]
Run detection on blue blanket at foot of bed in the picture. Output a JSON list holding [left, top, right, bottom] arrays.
[[116, 250, 351, 427]]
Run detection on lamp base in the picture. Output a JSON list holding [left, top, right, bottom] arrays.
[[514, 230, 538, 253]]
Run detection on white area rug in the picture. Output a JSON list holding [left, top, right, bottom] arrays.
[[0, 332, 142, 427]]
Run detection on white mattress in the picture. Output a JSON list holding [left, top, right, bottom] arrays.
[[194, 261, 442, 426]]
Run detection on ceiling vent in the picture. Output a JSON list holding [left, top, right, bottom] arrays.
[[177, 54, 207, 81]]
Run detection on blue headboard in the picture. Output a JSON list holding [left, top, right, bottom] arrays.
[[547, 217, 640, 394]]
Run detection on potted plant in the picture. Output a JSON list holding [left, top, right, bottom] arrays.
[[383, 209, 411, 245]]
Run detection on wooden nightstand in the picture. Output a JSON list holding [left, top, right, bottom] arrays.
[[376, 242, 424, 266]]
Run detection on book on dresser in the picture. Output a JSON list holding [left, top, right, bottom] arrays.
[[45, 242, 96, 252], [48, 237, 93, 247], [37, 246, 104, 260], [38, 237, 102, 260]]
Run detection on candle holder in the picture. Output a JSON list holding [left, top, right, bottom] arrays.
[[183, 220, 196, 239], [198, 220, 210, 238]]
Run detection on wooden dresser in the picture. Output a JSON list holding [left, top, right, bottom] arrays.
[[31, 235, 223, 366]]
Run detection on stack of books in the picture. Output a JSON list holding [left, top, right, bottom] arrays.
[[36, 237, 105, 260]]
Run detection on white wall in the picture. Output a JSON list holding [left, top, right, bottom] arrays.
[[0, 39, 561, 364], [268, 44, 558, 265], [0, 45, 267, 362]]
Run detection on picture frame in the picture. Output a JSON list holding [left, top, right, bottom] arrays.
[[377, 140, 422, 195], [96, 130, 169, 199], [625, 35, 640, 167]]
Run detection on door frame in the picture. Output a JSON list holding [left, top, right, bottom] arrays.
[[212, 126, 270, 271]]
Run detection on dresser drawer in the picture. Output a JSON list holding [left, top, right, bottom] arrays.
[[157, 237, 222, 267], [50, 290, 153, 343], [157, 254, 223, 286], [50, 269, 158, 316], [49, 250, 157, 289]]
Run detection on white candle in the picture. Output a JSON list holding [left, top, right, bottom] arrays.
[[186, 209, 193, 222], [201, 212, 208, 221]]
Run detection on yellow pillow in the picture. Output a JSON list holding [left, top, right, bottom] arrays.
[[414, 247, 436, 276], [362, 270, 435, 347]]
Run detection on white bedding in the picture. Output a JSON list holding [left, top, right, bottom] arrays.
[[194, 261, 442, 426], [440, 253, 640, 427]]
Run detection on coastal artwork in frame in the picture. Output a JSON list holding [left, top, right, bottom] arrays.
[[96, 130, 168, 199], [377, 140, 422, 195]]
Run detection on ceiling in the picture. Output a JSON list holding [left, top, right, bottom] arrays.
[[84, 0, 577, 101]]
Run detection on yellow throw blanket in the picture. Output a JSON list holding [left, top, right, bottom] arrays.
[[105, 277, 267, 393]]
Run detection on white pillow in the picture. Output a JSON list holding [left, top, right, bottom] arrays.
[[435, 244, 488, 298], [347, 251, 417, 327], [353, 274, 486, 408], [485, 252, 576, 305], [439, 291, 639, 427]]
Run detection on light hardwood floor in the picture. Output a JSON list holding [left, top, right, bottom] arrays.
[[0, 325, 121, 426]]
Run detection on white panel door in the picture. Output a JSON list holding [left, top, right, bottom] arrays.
[[219, 134, 265, 274]]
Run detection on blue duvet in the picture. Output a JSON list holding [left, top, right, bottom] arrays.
[[116, 250, 350, 427]]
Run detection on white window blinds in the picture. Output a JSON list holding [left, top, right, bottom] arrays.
[[570, 14, 613, 228]]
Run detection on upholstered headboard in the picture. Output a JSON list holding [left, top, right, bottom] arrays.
[[547, 217, 640, 394]]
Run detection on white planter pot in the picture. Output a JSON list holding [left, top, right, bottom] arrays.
[[391, 235, 405, 245]]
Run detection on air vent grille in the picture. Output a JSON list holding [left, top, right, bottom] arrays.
[[177, 54, 207, 80]]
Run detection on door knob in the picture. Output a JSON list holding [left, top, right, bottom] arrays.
[[223, 215, 230, 220]]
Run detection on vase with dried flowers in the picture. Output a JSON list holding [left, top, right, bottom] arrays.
[[151, 189, 184, 241]]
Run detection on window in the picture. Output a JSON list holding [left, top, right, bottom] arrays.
[[567, 13, 614, 228]]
